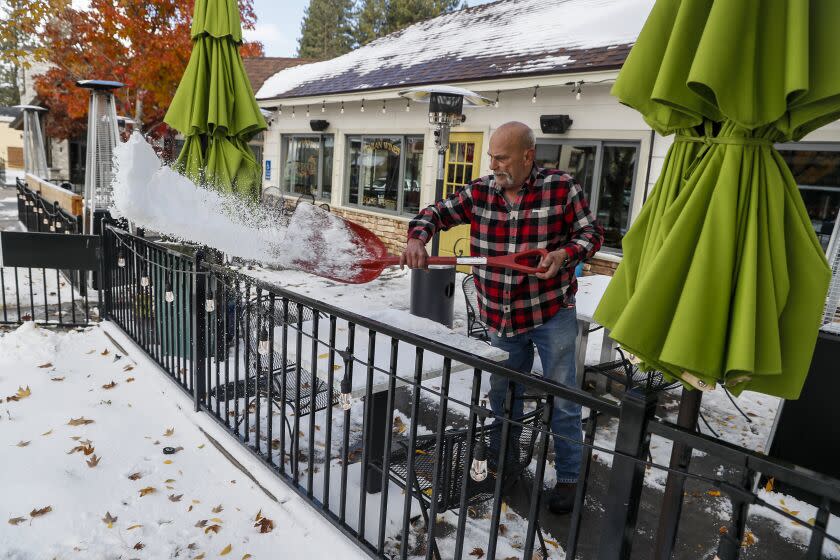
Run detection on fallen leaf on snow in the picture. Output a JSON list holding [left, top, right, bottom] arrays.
[[255, 517, 274, 533], [38, 363, 53, 368], [168, 494, 183, 502], [706, 490, 721, 497], [13, 386, 31, 400], [194, 554, 205, 560], [101, 349, 109, 356], [469, 547, 485, 558], [254, 510, 262, 522], [205, 524, 221, 534], [16, 441, 30, 447], [67, 417, 94, 426], [123, 364, 134, 371], [164, 478, 176, 483], [8, 517, 26, 525], [765, 477, 775, 492], [126, 377, 135, 383], [30, 506, 52, 517], [102, 511, 117, 528], [195, 519, 208, 528], [139, 487, 156, 497], [41, 429, 52, 436], [163, 460, 173, 465], [86, 454, 101, 467], [128, 472, 142, 480], [164, 427, 175, 437], [133, 542, 144, 550], [86, 349, 96, 354], [197, 444, 205, 449], [220, 544, 232, 556], [51, 377, 64, 381], [126, 524, 142, 530], [210, 517, 223, 523], [212, 504, 223, 513], [102, 381, 117, 390], [242, 555, 252, 559]]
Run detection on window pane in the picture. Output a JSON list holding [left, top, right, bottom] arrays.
[[535, 144, 561, 168], [360, 137, 402, 210], [559, 145, 597, 199], [778, 149, 840, 251], [597, 145, 638, 251], [403, 136, 424, 215], [284, 136, 320, 196], [322, 135, 334, 199], [347, 138, 362, 205], [465, 143, 475, 163]]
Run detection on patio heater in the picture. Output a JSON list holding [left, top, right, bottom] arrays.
[[77, 79, 124, 235], [399, 86, 491, 327], [15, 105, 49, 179]]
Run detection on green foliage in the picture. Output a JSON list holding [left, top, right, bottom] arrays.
[[354, 0, 465, 46], [296, 0, 355, 60]]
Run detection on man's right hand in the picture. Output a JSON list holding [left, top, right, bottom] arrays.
[[400, 238, 428, 269]]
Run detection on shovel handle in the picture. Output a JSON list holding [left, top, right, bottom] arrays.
[[379, 248, 550, 274]]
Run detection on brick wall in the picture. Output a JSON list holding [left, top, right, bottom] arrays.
[[332, 207, 410, 255], [586, 256, 619, 277]]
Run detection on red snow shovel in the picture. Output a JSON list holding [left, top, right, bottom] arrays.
[[298, 217, 549, 284]]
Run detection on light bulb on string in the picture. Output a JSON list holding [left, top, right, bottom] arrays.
[[494, 90, 500, 108], [340, 101, 345, 114], [258, 326, 270, 355], [532, 85, 539, 104], [42, 216, 48, 225], [49, 222, 55, 232], [140, 269, 150, 287], [278, 105, 282, 115], [470, 400, 489, 481], [405, 99, 411, 112], [165, 275, 174, 303], [306, 105, 310, 117], [117, 249, 126, 268], [360, 99, 365, 113], [381, 100, 386, 114], [55, 220, 62, 229], [339, 375, 352, 410], [321, 100, 326, 113], [205, 289, 215, 313], [291, 106, 296, 119]]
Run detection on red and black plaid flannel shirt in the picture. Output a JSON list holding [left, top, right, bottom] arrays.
[[408, 165, 604, 337]]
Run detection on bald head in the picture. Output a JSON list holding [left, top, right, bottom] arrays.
[[488, 122, 536, 192]]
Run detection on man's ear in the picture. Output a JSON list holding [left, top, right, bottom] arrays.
[[524, 147, 535, 165]]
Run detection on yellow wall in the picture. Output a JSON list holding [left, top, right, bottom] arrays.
[[0, 119, 24, 169], [439, 132, 483, 272]]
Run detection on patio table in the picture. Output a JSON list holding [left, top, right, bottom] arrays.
[[574, 274, 616, 390]]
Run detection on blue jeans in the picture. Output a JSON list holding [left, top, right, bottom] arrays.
[[488, 308, 582, 483]]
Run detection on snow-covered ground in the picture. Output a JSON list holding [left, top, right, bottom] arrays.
[[0, 321, 368, 559]]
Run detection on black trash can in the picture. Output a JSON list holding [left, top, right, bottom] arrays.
[[409, 266, 456, 328]]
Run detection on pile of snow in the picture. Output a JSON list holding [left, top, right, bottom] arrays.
[[0, 320, 59, 364], [257, 0, 655, 99], [111, 133, 367, 279]]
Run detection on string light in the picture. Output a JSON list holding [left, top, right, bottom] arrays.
[[117, 249, 126, 268], [306, 105, 310, 117], [470, 400, 489, 481], [340, 101, 344, 114], [165, 275, 175, 303], [42, 215, 48, 225], [55, 220, 62, 229], [381, 100, 386, 114], [291, 106, 296, 119], [339, 374, 352, 410], [575, 81, 583, 101], [49, 222, 55, 232], [321, 100, 326, 113], [532, 85, 539, 104], [494, 90, 500, 108], [140, 270, 150, 287], [258, 326, 270, 355], [360, 99, 365, 113], [205, 288, 215, 313], [278, 105, 282, 115], [405, 98, 411, 112]]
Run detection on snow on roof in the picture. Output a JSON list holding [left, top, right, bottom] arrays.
[[257, 0, 654, 101]]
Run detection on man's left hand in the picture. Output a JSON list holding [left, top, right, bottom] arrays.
[[535, 249, 569, 280]]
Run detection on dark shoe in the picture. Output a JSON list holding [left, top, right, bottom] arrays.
[[547, 482, 577, 514]]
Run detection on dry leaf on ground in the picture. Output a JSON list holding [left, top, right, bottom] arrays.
[[102, 381, 117, 390], [139, 487, 155, 497], [195, 519, 208, 528], [126, 377, 135, 383], [219, 544, 232, 556], [127, 524, 142, 530], [133, 542, 144, 550], [30, 506, 52, 517], [164, 428, 174, 437], [100, 349, 109, 356], [38, 363, 53, 368], [86, 454, 101, 467], [16, 441, 30, 447], [169, 494, 183, 502], [41, 429, 52, 436], [102, 512, 117, 527], [67, 417, 94, 426], [469, 547, 485, 558], [8, 517, 26, 525], [205, 524, 221, 534], [212, 504, 223, 513], [255, 517, 274, 533], [128, 472, 142, 480], [51, 377, 64, 381]]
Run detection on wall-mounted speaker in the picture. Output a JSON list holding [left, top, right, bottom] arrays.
[[540, 114, 573, 134], [309, 119, 329, 132]]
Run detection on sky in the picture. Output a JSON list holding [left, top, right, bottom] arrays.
[[246, 0, 496, 58]]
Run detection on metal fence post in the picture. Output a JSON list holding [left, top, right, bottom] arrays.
[[599, 390, 657, 560], [99, 222, 112, 320], [192, 249, 206, 412]]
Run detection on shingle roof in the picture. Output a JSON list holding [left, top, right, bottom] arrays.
[[242, 57, 313, 93], [0, 106, 23, 118], [257, 0, 654, 101]]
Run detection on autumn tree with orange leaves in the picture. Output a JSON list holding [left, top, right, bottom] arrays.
[[26, 0, 262, 141]]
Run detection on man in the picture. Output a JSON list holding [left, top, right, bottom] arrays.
[[400, 121, 604, 514]]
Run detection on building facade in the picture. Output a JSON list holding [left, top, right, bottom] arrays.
[[254, 0, 839, 272]]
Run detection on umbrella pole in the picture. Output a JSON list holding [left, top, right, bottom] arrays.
[[652, 387, 703, 559]]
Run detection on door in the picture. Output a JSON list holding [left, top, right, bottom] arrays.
[[439, 132, 483, 271]]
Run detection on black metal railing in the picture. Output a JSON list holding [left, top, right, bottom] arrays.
[[0, 262, 95, 327], [101, 224, 840, 560], [16, 177, 83, 234]]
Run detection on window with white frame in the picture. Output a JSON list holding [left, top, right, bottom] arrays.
[[535, 139, 639, 253], [345, 135, 424, 215], [776, 143, 840, 252], [281, 134, 334, 199]]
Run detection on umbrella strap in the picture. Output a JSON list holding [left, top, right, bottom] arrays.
[[675, 134, 774, 181]]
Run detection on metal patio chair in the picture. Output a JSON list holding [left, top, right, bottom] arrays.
[[211, 298, 338, 438], [582, 347, 680, 395], [462, 274, 490, 343], [387, 402, 549, 560]]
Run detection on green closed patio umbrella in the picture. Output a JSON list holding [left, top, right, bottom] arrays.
[[593, 0, 840, 400], [164, 0, 266, 200]]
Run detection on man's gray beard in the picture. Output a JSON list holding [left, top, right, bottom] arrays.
[[494, 172, 512, 186]]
